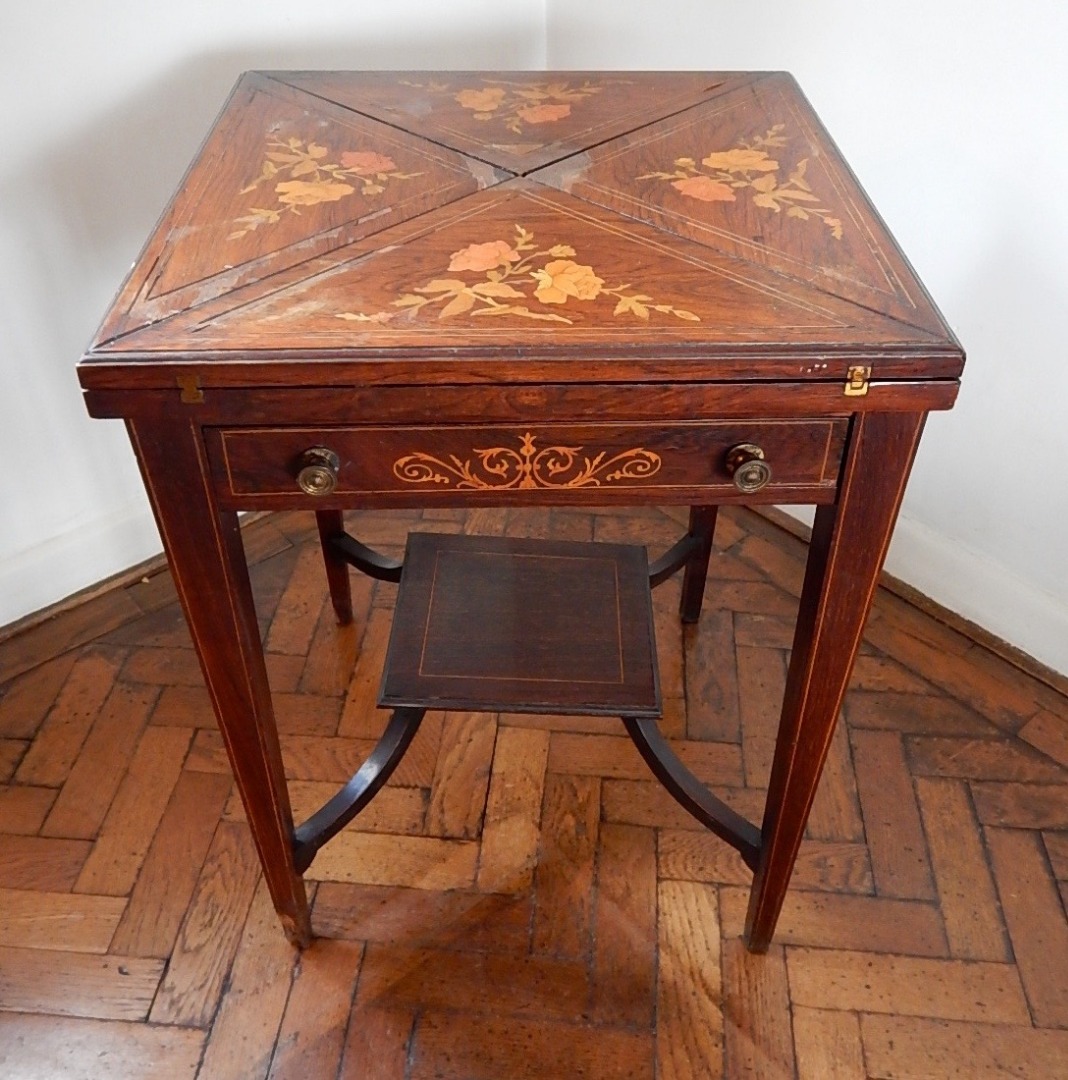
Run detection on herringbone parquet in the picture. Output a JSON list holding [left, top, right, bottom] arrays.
[[1, 506, 1067, 1079]]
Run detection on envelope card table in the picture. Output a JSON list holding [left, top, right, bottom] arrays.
[[78, 71, 963, 952]]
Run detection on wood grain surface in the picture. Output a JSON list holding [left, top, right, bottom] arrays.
[[77, 70, 963, 390]]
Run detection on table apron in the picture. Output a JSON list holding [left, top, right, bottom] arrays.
[[205, 418, 848, 510], [81, 377, 959, 422]]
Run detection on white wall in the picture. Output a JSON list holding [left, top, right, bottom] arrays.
[[4, 3, 1067, 676], [547, 1, 1068, 675], [0, 2, 545, 625]]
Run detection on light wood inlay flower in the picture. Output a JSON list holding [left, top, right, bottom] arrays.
[[337, 225, 699, 326], [640, 125, 844, 238], [229, 137, 422, 239]]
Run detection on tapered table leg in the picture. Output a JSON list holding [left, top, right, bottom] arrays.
[[744, 411, 927, 952], [128, 418, 312, 947], [315, 509, 354, 625]]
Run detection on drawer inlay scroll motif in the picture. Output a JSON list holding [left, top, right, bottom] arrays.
[[393, 431, 663, 490]]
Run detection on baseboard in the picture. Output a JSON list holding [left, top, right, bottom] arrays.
[[0, 504, 163, 631], [884, 512, 1068, 680], [772, 506, 1068, 685]]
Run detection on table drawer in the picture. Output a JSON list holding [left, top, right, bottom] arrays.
[[208, 420, 848, 506]]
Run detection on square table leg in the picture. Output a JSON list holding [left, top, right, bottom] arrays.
[[744, 410, 927, 951], [127, 418, 312, 947], [679, 505, 719, 624]]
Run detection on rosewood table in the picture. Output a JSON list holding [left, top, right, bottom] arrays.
[[78, 70, 963, 953]]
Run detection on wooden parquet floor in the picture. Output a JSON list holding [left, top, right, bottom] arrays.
[[2, 505, 1067, 1079]]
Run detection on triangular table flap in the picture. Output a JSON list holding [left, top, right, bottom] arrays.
[[273, 70, 755, 174], [531, 72, 949, 336], [94, 73, 501, 346], [99, 182, 945, 361]]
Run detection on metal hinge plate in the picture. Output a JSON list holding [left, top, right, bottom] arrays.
[[844, 364, 871, 397]]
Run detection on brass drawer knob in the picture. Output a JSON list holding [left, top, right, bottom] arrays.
[[725, 443, 772, 493], [295, 447, 340, 496]]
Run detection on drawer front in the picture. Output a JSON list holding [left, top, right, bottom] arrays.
[[208, 420, 848, 506]]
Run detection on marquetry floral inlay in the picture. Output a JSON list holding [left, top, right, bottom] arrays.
[[639, 125, 843, 239], [229, 137, 422, 239], [336, 225, 699, 326], [393, 432, 662, 490], [401, 78, 606, 135]]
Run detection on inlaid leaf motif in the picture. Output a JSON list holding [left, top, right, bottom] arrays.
[[471, 282, 525, 298], [614, 294, 652, 319], [415, 279, 467, 295], [275, 180, 354, 206], [440, 292, 477, 318]]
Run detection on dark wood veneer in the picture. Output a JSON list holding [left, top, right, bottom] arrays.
[[381, 533, 660, 717]]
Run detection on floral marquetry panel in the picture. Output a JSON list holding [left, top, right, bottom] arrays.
[[81, 70, 963, 391], [272, 71, 750, 174], [94, 74, 500, 344], [530, 74, 947, 334], [92, 184, 939, 358]]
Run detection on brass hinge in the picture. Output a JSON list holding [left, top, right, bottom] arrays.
[[177, 374, 204, 404], [844, 364, 871, 397]]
